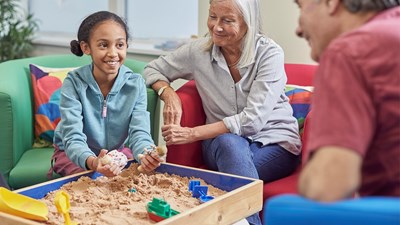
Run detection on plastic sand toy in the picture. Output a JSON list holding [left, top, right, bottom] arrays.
[[189, 180, 215, 203], [54, 191, 78, 225], [0, 187, 48, 221], [146, 197, 180, 222]]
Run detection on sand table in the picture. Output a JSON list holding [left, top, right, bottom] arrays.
[[39, 163, 226, 225]]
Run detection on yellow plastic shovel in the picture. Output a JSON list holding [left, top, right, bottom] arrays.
[[0, 187, 48, 221], [54, 190, 78, 225]]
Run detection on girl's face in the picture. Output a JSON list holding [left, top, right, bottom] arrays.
[[207, 0, 247, 49], [81, 20, 127, 80]]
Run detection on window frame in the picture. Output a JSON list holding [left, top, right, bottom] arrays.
[[26, 0, 203, 56]]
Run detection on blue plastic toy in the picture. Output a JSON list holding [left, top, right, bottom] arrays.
[[188, 180, 214, 203], [188, 180, 200, 192]]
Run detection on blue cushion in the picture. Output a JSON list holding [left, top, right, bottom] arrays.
[[264, 194, 400, 225]]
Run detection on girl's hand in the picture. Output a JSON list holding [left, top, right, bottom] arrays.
[[161, 124, 195, 145], [138, 151, 164, 172], [94, 149, 124, 177]]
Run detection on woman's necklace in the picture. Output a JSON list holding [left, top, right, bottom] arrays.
[[228, 57, 240, 68]]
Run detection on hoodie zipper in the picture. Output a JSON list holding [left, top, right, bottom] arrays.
[[103, 97, 108, 148], [102, 99, 107, 118]]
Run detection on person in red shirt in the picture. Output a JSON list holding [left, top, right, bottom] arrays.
[[295, 0, 400, 201]]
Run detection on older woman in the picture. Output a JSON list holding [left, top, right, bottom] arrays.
[[144, 1, 301, 224]]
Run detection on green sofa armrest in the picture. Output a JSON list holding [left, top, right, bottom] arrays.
[[0, 54, 155, 189]]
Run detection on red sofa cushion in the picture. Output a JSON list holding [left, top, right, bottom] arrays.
[[285, 63, 315, 85], [165, 80, 206, 168]]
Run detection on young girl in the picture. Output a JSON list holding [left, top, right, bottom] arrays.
[[49, 11, 162, 178]]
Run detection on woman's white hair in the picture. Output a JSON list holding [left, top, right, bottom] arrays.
[[205, 0, 263, 68]]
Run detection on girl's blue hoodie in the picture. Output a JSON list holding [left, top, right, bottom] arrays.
[[53, 64, 154, 169]]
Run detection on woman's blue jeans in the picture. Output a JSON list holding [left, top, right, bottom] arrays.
[[202, 133, 301, 225]]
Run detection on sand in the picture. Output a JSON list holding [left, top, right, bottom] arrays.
[[40, 163, 226, 225]]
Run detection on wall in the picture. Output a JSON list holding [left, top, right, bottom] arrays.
[[262, 1, 314, 64]]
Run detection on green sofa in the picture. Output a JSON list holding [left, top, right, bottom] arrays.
[[0, 54, 158, 189]]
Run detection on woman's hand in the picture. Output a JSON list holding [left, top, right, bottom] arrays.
[[162, 124, 196, 145], [161, 87, 182, 125], [91, 149, 124, 177]]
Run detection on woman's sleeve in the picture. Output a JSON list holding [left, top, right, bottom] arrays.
[[143, 42, 196, 86]]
